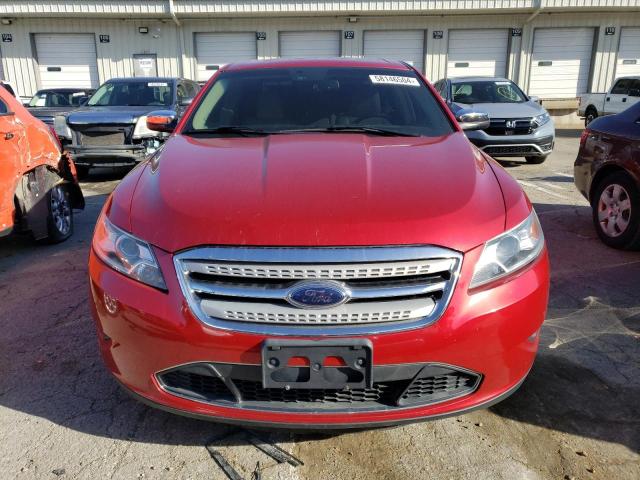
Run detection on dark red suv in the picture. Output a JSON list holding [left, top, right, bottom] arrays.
[[89, 59, 549, 428]]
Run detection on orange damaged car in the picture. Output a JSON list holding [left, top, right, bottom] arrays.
[[0, 85, 84, 243]]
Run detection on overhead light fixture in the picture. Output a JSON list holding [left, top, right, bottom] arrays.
[[138, 26, 149, 34], [348, 17, 358, 23], [1, 18, 12, 25]]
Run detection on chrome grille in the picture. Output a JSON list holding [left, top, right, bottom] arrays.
[[174, 246, 462, 335]]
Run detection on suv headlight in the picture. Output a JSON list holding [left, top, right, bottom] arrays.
[[532, 112, 550, 127], [93, 214, 166, 290], [54, 115, 72, 139], [470, 210, 544, 289], [132, 116, 157, 139]]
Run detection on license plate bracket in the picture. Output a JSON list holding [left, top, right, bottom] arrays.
[[261, 339, 373, 390]]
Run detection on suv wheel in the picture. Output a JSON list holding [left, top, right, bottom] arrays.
[[42, 184, 74, 243], [592, 172, 640, 250], [585, 107, 597, 126], [525, 155, 548, 164]]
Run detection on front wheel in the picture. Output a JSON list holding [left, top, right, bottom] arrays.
[[591, 172, 640, 250], [41, 184, 74, 244], [525, 155, 548, 164]]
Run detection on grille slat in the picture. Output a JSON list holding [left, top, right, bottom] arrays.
[[174, 247, 461, 333]]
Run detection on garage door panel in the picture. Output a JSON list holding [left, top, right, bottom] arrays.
[[35, 34, 99, 89], [363, 30, 425, 72], [195, 32, 257, 82], [447, 29, 508, 77], [529, 27, 594, 99], [279, 31, 340, 58], [616, 27, 640, 78]]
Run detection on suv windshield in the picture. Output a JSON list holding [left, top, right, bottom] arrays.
[[185, 67, 454, 137], [452, 80, 527, 104], [87, 81, 173, 107], [29, 90, 91, 108]]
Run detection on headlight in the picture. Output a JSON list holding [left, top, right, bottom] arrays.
[[53, 115, 72, 139], [532, 112, 550, 127], [132, 116, 157, 139], [470, 210, 544, 289], [93, 214, 166, 290]]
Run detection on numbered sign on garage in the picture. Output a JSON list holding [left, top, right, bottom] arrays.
[[447, 29, 509, 77], [363, 30, 425, 73], [34, 34, 99, 89], [195, 32, 257, 83], [279, 31, 340, 58], [529, 27, 595, 99], [615, 27, 640, 78]]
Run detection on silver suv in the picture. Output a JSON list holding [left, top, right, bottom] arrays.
[[434, 76, 555, 164]]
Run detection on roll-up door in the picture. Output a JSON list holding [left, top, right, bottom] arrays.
[[447, 29, 509, 77], [529, 27, 595, 99], [363, 30, 425, 72], [195, 32, 257, 82], [35, 34, 99, 89], [279, 31, 340, 58]]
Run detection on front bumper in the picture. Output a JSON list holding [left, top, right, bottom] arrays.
[[466, 121, 555, 158], [88, 244, 549, 427], [66, 144, 148, 167]]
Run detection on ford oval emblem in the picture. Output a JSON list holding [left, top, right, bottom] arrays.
[[286, 281, 350, 309]]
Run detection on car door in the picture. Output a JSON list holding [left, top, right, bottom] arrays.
[[626, 79, 640, 110], [0, 96, 27, 233], [606, 79, 633, 115]]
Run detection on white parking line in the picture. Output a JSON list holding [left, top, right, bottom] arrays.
[[518, 180, 566, 200], [540, 181, 564, 190]]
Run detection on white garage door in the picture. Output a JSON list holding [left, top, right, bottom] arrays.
[[363, 30, 425, 73], [279, 31, 340, 58], [615, 27, 640, 78], [195, 32, 257, 82], [529, 28, 595, 99], [35, 34, 98, 89], [447, 29, 508, 77]]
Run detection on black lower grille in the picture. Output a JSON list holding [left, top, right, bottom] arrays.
[[484, 145, 538, 155], [157, 363, 481, 411]]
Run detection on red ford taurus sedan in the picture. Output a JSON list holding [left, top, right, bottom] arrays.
[[89, 59, 549, 428]]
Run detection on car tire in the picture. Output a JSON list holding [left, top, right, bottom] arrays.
[[585, 107, 598, 126], [525, 155, 548, 164], [75, 165, 90, 179], [41, 183, 74, 244], [591, 171, 640, 250]]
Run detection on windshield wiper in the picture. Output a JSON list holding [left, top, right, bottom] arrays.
[[279, 126, 420, 137], [182, 126, 271, 137]]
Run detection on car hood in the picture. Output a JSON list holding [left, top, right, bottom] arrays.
[[28, 106, 75, 118], [122, 132, 507, 253], [453, 101, 543, 118], [67, 106, 159, 126]]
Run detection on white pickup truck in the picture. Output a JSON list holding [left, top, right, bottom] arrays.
[[579, 76, 640, 126]]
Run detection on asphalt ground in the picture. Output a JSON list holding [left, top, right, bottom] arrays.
[[1, 130, 638, 479]]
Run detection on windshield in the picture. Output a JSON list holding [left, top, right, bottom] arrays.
[[87, 81, 173, 107], [184, 67, 453, 137], [452, 80, 527, 104], [29, 90, 91, 108]]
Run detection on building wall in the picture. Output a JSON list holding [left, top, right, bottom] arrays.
[[0, 6, 639, 99]]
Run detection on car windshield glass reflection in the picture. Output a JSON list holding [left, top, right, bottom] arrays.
[[87, 81, 173, 107], [452, 81, 527, 104], [185, 67, 454, 137]]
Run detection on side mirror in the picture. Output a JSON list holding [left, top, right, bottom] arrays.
[[456, 110, 490, 131], [529, 95, 541, 104], [179, 97, 194, 107], [146, 110, 177, 133], [628, 89, 640, 98]]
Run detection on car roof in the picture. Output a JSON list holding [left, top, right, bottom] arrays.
[[36, 88, 94, 93], [448, 76, 512, 83], [106, 77, 181, 83], [222, 58, 412, 72]]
